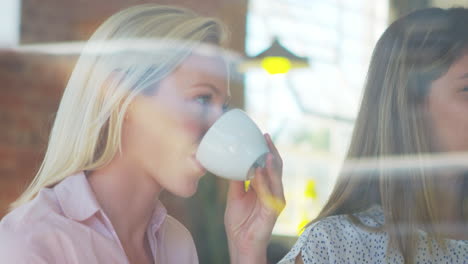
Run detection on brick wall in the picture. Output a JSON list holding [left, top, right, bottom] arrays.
[[21, 0, 247, 53], [0, 51, 76, 214]]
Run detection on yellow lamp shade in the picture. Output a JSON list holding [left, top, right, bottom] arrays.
[[261, 56, 292, 74]]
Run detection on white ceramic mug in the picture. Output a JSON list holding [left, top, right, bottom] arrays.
[[196, 109, 269, 181]]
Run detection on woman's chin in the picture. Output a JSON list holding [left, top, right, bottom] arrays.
[[173, 180, 200, 198]]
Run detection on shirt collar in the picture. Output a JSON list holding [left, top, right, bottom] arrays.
[[54, 171, 169, 234], [54, 172, 101, 221], [149, 200, 168, 233]]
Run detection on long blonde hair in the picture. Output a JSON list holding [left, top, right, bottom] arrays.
[[310, 7, 468, 263], [11, 4, 226, 209]]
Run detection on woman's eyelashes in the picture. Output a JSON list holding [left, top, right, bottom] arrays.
[[193, 94, 213, 119], [192, 93, 229, 114], [194, 94, 213, 106]]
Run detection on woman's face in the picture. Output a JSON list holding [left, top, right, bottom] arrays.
[[425, 53, 468, 214], [426, 52, 468, 153], [122, 54, 230, 197]]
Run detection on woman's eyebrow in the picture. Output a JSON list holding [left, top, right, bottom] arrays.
[[192, 83, 220, 94]]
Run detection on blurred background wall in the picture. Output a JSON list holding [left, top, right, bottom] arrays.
[[1, 0, 468, 263]]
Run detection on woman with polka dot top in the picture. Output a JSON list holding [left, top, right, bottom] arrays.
[[280, 7, 468, 264]]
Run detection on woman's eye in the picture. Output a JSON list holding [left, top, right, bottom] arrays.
[[195, 94, 212, 105]]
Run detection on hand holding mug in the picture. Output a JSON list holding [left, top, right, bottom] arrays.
[[196, 109, 285, 263], [224, 133, 285, 264]]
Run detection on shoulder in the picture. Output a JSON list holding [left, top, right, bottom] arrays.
[[0, 188, 63, 231], [279, 207, 387, 264], [278, 214, 356, 264], [353, 205, 385, 227], [0, 189, 70, 262], [0, 233, 50, 263], [0, 215, 61, 263]]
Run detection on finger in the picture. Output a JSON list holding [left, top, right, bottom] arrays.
[[227, 180, 247, 201], [263, 134, 284, 197], [251, 166, 285, 216], [265, 134, 281, 164], [265, 153, 285, 200], [264, 134, 283, 177], [251, 166, 270, 196]]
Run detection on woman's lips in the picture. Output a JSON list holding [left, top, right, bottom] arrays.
[[191, 155, 207, 173]]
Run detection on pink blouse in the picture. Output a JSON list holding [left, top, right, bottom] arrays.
[[0, 172, 198, 263]]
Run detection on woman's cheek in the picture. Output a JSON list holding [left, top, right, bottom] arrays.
[[183, 116, 206, 141]]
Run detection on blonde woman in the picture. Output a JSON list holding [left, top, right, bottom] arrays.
[[280, 7, 468, 264], [0, 4, 284, 264]]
